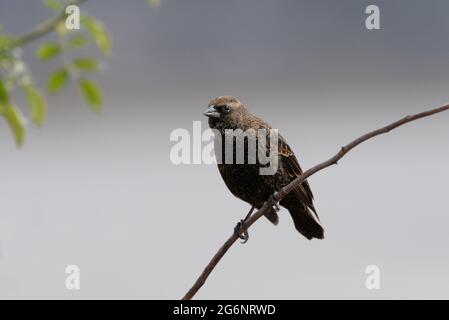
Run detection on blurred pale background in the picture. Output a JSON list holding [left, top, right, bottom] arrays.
[[0, 0, 449, 299]]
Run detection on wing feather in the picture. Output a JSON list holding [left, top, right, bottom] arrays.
[[278, 135, 319, 220]]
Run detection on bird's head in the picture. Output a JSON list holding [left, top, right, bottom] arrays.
[[204, 96, 247, 129]]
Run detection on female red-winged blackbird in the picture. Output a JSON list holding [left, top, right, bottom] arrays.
[[204, 96, 324, 241]]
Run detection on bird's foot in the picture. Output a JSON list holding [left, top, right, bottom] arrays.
[[234, 220, 249, 244], [269, 192, 281, 212]]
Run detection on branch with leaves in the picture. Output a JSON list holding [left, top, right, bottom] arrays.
[[0, 0, 111, 146], [12, 0, 88, 48], [182, 103, 449, 300]]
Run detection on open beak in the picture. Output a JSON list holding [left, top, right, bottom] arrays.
[[203, 105, 220, 118]]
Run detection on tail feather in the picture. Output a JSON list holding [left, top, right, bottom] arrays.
[[281, 199, 324, 240], [264, 208, 279, 225]]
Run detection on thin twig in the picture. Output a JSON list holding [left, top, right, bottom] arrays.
[[12, 0, 88, 48], [182, 103, 449, 300]]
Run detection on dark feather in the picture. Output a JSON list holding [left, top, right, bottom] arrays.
[[205, 96, 324, 240]]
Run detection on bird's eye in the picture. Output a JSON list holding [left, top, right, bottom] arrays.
[[222, 105, 230, 113]]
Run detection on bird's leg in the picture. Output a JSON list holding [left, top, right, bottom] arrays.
[[269, 192, 281, 212], [234, 206, 255, 244]]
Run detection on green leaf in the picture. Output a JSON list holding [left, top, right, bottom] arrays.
[[68, 35, 88, 49], [0, 78, 10, 105], [0, 34, 12, 50], [43, 0, 63, 12], [81, 16, 111, 56], [47, 68, 69, 93], [56, 21, 69, 37], [36, 43, 61, 61], [2, 104, 26, 146], [147, 0, 161, 7], [72, 57, 99, 71], [79, 79, 103, 111], [24, 85, 47, 127]]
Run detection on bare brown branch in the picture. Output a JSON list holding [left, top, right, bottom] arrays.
[[182, 103, 449, 300]]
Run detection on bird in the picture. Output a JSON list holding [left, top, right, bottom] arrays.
[[203, 96, 324, 241]]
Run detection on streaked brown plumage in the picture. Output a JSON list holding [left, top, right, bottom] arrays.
[[204, 96, 324, 240]]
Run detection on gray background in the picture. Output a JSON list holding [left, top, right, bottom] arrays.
[[0, 0, 449, 299]]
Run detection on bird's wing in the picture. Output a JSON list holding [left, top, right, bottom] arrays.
[[278, 135, 319, 217]]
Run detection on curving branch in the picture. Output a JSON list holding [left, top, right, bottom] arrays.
[[182, 103, 449, 300], [12, 0, 88, 48]]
